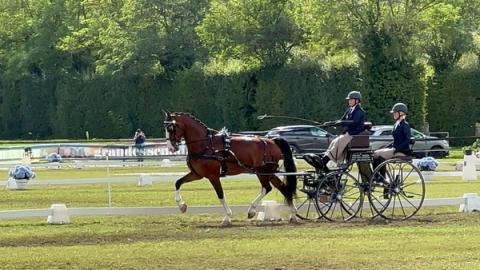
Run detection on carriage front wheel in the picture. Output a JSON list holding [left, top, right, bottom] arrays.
[[295, 172, 321, 220], [368, 159, 425, 220]]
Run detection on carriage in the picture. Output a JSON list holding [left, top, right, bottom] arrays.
[[292, 122, 426, 222], [163, 111, 426, 225]]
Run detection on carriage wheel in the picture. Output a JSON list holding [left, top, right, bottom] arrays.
[[314, 171, 363, 222], [295, 173, 321, 220], [368, 159, 425, 220]]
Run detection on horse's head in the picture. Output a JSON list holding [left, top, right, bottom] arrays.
[[163, 110, 185, 152]]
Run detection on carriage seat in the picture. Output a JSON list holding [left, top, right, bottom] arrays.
[[347, 125, 372, 163], [349, 122, 372, 150], [348, 130, 370, 150]]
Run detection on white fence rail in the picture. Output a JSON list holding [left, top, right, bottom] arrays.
[[0, 195, 478, 221]]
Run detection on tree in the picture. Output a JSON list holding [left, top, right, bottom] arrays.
[[416, 3, 473, 73], [197, 0, 304, 68]]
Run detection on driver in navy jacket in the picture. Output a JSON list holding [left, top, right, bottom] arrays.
[[305, 91, 365, 172]]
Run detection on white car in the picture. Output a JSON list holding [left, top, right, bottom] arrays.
[[369, 125, 449, 158]]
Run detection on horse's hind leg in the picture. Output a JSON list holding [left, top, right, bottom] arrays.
[[247, 175, 273, 219], [269, 176, 299, 223], [206, 175, 232, 226], [175, 171, 202, 213]]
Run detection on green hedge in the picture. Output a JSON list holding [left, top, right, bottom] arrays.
[[0, 64, 478, 139]]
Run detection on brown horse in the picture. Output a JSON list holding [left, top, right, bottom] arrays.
[[163, 111, 298, 225]]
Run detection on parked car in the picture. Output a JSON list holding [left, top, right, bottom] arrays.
[[369, 125, 449, 158], [265, 125, 335, 155]]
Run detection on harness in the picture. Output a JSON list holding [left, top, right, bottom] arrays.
[[164, 119, 276, 177]]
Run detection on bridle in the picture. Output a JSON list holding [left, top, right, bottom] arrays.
[[163, 119, 217, 152], [163, 119, 183, 149]]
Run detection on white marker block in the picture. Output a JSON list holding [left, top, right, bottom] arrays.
[[161, 159, 172, 167], [47, 204, 70, 224], [262, 200, 281, 221], [459, 193, 480, 212], [138, 174, 153, 186], [463, 155, 477, 181]]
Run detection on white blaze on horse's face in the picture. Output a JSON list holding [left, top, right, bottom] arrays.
[[166, 140, 176, 153], [164, 119, 179, 153], [165, 128, 175, 152]]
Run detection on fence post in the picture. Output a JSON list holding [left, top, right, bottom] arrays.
[[422, 122, 430, 135], [107, 182, 112, 207], [475, 123, 480, 137]]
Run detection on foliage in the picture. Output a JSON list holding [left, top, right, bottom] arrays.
[[0, 0, 479, 139], [197, 0, 303, 68], [417, 156, 439, 171], [426, 68, 480, 143], [462, 139, 480, 153], [8, 165, 36, 180], [46, 153, 62, 162]]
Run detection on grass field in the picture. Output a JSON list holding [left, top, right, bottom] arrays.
[[0, 212, 479, 269], [0, 154, 479, 269]]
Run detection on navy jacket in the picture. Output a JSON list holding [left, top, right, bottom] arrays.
[[340, 105, 365, 135], [392, 120, 412, 154]]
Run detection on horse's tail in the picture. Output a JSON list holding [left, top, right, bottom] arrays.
[[273, 138, 297, 201]]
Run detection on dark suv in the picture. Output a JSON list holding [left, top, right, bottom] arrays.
[[265, 125, 335, 155]]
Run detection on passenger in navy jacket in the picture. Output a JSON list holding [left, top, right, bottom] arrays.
[[373, 103, 412, 171], [304, 91, 366, 172]]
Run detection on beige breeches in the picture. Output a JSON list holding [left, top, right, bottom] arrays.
[[373, 148, 406, 160], [326, 134, 352, 164]]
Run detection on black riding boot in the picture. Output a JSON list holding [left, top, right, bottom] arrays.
[[373, 157, 389, 198], [372, 157, 386, 182], [320, 155, 331, 173]]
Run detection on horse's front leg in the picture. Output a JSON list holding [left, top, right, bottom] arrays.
[[175, 171, 201, 213], [207, 175, 232, 226]]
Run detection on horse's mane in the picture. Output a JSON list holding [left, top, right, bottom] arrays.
[[172, 112, 210, 130]]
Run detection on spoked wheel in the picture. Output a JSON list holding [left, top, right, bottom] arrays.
[[295, 173, 321, 220], [314, 171, 363, 222], [368, 159, 425, 220]]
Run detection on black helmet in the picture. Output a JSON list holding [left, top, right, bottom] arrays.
[[345, 91, 362, 100], [390, 103, 408, 114]]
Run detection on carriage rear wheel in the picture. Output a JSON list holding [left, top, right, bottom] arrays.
[[368, 159, 425, 220], [314, 171, 363, 222], [295, 172, 321, 220]]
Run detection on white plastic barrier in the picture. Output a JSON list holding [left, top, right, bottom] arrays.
[[462, 154, 477, 181], [0, 195, 478, 224], [161, 159, 172, 167], [459, 193, 480, 212], [256, 200, 281, 221], [137, 174, 153, 186], [5, 178, 28, 190], [47, 204, 70, 224]]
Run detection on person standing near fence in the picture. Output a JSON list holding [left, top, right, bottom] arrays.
[[133, 129, 146, 160]]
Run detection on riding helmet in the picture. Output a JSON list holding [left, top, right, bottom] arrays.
[[345, 91, 362, 100], [390, 103, 408, 114]]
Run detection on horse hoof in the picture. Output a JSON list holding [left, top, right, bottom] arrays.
[[221, 216, 232, 226], [289, 216, 299, 224], [179, 203, 187, 213], [247, 210, 256, 219], [221, 219, 232, 227]]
